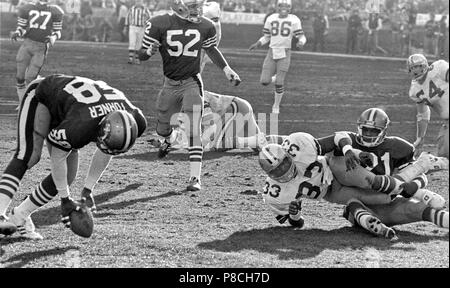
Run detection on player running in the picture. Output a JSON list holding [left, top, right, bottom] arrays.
[[248, 0, 306, 114], [407, 54, 448, 158], [10, 0, 64, 104], [138, 0, 241, 192], [0, 75, 147, 239]]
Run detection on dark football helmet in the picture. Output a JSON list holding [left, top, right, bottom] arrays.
[[171, 0, 204, 23], [97, 110, 138, 155], [356, 108, 390, 147]]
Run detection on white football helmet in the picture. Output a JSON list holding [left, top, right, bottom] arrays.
[[407, 54, 429, 80], [277, 0, 292, 17], [171, 0, 205, 23], [97, 110, 138, 155], [259, 144, 298, 183], [356, 108, 390, 147], [203, 1, 221, 22]]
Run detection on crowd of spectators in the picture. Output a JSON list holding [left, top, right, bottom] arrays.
[[2, 0, 448, 58]]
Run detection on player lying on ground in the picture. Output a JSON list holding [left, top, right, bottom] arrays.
[[138, 0, 241, 192], [407, 54, 448, 158], [259, 132, 448, 240], [11, 0, 64, 104], [149, 90, 267, 152], [0, 75, 147, 239]]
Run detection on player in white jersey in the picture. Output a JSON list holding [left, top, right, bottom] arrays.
[[159, 90, 266, 151], [248, 0, 306, 114], [258, 132, 449, 239], [200, 1, 222, 72], [407, 54, 449, 158]]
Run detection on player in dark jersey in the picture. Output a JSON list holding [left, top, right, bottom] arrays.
[[0, 75, 147, 239], [138, 0, 241, 192], [314, 108, 448, 232], [10, 0, 64, 104]]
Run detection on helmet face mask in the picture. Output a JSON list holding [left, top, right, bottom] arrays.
[[96, 110, 138, 155], [407, 54, 429, 80], [356, 108, 390, 147], [259, 144, 298, 183], [172, 0, 204, 23]]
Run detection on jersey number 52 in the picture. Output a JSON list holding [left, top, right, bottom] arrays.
[[167, 29, 201, 57]]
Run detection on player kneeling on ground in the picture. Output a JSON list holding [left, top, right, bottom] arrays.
[[258, 131, 448, 239], [0, 74, 147, 239]]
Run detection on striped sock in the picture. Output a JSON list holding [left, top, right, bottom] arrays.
[[273, 85, 284, 107], [347, 201, 384, 234], [0, 159, 27, 215], [188, 145, 203, 179], [372, 175, 403, 196], [422, 207, 449, 228]]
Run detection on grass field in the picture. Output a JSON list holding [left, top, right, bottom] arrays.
[[0, 39, 448, 268]]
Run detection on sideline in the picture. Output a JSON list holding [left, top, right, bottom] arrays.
[[0, 38, 408, 62]]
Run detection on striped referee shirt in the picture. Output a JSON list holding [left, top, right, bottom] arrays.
[[125, 5, 151, 27]]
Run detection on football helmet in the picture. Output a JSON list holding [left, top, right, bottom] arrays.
[[259, 144, 297, 183], [97, 110, 138, 155], [277, 0, 292, 17], [35, 0, 49, 4], [356, 108, 390, 147], [407, 54, 429, 80], [171, 0, 204, 23], [203, 1, 221, 22]]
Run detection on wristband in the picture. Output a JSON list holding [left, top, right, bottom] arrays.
[[342, 144, 353, 155]]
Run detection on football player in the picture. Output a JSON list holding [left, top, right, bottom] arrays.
[[407, 54, 448, 158], [138, 0, 241, 191], [0, 75, 147, 239], [259, 132, 448, 240], [248, 0, 306, 114], [320, 108, 448, 206], [10, 0, 64, 104], [154, 90, 267, 152]]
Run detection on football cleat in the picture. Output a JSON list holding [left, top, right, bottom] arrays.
[[158, 139, 172, 158], [417, 152, 449, 172], [365, 215, 397, 240], [80, 188, 97, 214], [413, 189, 446, 209], [8, 208, 43, 240], [0, 214, 17, 236], [187, 176, 201, 191]]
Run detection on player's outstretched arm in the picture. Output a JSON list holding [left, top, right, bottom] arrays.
[[205, 46, 241, 86], [249, 36, 269, 51]]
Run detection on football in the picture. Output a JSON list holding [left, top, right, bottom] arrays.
[[69, 205, 94, 238], [0, 222, 17, 236]]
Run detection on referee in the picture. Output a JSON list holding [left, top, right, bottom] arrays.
[[125, 0, 151, 64]]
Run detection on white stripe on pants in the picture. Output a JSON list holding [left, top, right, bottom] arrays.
[[128, 25, 145, 51]]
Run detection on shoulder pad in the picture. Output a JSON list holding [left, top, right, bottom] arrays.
[[50, 4, 65, 15]]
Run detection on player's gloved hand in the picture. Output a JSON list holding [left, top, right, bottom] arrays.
[[344, 149, 360, 171], [248, 41, 261, 51], [223, 66, 241, 86], [44, 35, 57, 47], [413, 137, 424, 157], [359, 151, 374, 168], [288, 200, 302, 216], [61, 197, 81, 229], [11, 31, 20, 42], [80, 188, 97, 214], [296, 38, 306, 49]]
